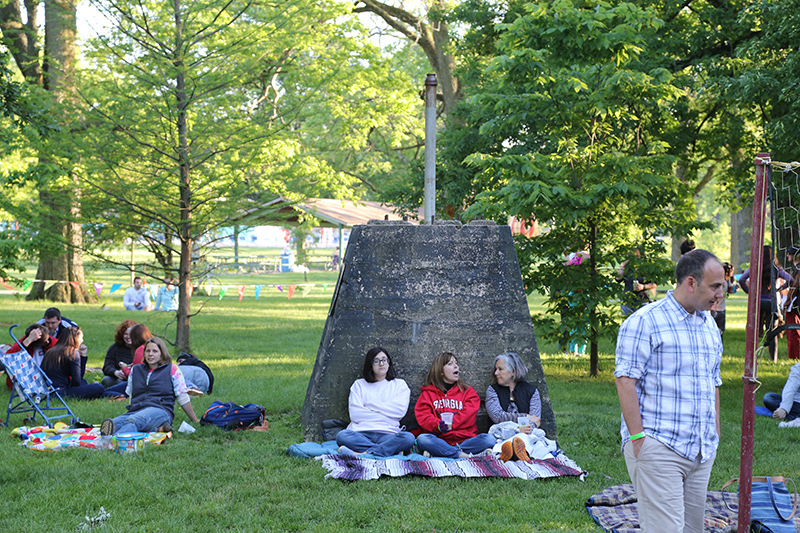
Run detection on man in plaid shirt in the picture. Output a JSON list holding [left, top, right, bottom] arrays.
[[615, 249, 725, 532]]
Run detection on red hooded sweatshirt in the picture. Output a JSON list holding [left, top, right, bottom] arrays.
[[415, 383, 480, 445]]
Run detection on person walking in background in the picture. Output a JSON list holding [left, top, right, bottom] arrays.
[[679, 239, 695, 256], [615, 249, 724, 532], [740, 245, 792, 360], [784, 271, 800, 360], [710, 262, 737, 341]]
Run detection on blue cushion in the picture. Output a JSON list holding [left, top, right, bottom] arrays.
[[287, 440, 340, 458]]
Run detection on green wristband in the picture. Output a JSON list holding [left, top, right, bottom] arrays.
[[629, 432, 645, 441]]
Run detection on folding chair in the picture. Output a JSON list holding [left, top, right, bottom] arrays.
[[0, 324, 77, 427]]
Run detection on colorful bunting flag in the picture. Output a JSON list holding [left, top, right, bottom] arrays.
[[0, 279, 12, 290], [44, 281, 57, 291], [277, 285, 283, 292], [23, 279, 33, 291], [93, 282, 103, 297], [110, 283, 122, 294], [254, 285, 262, 300], [219, 286, 229, 300], [237, 285, 245, 302], [69, 281, 80, 292], [323, 284, 328, 291], [288, 285, 296, 299]]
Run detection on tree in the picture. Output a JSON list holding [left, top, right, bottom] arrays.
[[0, 0, 95, 303], [74, 0, 402, 350], [354, 0, 460, 115], [464, 0, 704, 375]]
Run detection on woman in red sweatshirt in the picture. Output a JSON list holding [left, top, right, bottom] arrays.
[[414, 352, 496, 458]]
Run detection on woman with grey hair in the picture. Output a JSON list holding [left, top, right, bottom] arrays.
[[486, 352, 541, 430]]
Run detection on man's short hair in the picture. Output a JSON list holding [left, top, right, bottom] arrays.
[[679, 239, 696, 256], [676, 249, 720, 285], [133, 276, 142, 283], [43, 307, 61, 320]]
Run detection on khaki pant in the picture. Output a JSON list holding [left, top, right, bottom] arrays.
[[623, 437, 715, 533]]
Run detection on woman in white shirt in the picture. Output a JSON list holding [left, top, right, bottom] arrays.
[[336, 347, 415, 457]]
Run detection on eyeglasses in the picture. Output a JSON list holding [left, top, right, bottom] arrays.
[[373, 358, 389, 366]]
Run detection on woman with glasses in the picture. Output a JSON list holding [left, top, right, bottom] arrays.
[[335, 347, 415, 456], [414, 352, 496, 458]]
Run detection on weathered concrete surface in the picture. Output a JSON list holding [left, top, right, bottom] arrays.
[[301, 221, 555, 441]]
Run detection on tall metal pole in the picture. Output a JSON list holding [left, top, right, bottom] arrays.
[[737, 151, 771, 532], [424, 73, 437, 224]]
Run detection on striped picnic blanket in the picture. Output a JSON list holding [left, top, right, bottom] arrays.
[[317, 451, 585, 481], [585, 483, 800, 532]]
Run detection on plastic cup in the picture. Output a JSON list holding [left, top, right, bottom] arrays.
[[518, 416, 530, 426], [441, 412, 454, 425]]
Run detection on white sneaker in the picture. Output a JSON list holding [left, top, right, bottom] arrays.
[[779, 418, 800, 428]]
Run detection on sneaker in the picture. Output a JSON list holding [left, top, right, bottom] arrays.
[[500, 440, 514, 462], [422, 451, 431, 458], [157, 422, 172, 433], [186, 387, 204, 397], [100, 418, 115, 436], [779, 417, 800, 428], [512, 436, 531, 462], [338, 445, 356, 456]]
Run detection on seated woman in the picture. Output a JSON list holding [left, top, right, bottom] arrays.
[[335, 347, 415, 457], [763, 361, 800, 425], [40, 328, 114, 399], [415, 352, 495, 459], [101, 337, 199, 435], [155, 278, 179, 312], [486, 352, 542, 461], [105, 323, 154, 396], [101, 319, 137, 388], [5, 324, 57, 390]]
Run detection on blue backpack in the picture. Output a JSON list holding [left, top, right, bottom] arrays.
[[200, 401, 265, 430]]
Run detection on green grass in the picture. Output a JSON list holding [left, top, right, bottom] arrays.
[[1, 287, 799, 532]]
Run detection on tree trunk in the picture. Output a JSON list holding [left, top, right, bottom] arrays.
[[589, 220, 598, 377], [5, 0, 91, 303], [355, 0, 459, 114], [731, 203, 754, 272], [174, 0, 192, 352]]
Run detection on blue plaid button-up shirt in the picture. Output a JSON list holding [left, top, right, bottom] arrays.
[[615, 291, 722, 462]]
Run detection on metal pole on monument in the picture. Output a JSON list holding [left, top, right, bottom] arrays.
[[424, 73, 437, 225], [737, 151, 771, 532]]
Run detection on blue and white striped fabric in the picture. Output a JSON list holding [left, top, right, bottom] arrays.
[[0, 349, 49, 399], [615, 291, 722, 462]]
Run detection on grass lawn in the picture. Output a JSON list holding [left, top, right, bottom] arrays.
[[0, 281, 798, 532]]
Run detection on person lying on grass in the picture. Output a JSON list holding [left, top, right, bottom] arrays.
[[336, 346, 415, 457], [414, 352, 495, 459], [101, 337, 199, 436]]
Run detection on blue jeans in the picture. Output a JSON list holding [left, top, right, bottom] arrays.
[[416, 433, 496, 458], [763, 392, 800, 421], [179, 366, 209, 392], [58, 382, 115, 400], [112, 407, 171, 434], [336, 430, 415, 457]]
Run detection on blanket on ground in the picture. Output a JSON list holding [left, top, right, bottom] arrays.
[[316, 451, 585, 481], [585, 483, 800, 532], [11, 424, 170, 452]]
